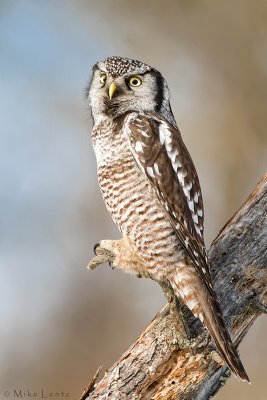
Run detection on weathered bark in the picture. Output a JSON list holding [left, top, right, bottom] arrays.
[[82, 174, 267, 400]]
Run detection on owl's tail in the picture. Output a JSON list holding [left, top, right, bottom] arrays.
[[171, 273, 250, 383], [201, 290, 250, 382]]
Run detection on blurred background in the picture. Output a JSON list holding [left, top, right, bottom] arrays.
[[0, 1, 266, 399]]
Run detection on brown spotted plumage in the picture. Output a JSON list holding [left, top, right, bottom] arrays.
[[88, 56, 249, 382]]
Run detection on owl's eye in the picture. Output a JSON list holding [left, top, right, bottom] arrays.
[[129, 76, 142, 87], [99, 73, 107, 85]]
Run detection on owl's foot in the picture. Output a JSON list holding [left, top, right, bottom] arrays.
[[87, 241, 115, 270], [88, 238, 149, 277], [159, 282, 193, 345], [94, 242, 115, 269]]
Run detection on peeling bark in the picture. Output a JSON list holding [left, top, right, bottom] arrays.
[[83, 174, 267, 399]]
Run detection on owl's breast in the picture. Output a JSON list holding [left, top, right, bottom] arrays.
[[97, 137, 149, 231], [92, 117, 184, 274]]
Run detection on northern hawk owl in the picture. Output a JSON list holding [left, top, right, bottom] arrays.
[[87, 56, 249, 382]]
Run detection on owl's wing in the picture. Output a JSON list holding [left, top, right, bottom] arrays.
[[125, 112, 212, 288]]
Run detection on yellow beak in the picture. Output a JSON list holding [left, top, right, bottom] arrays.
[[108, 82, 117, 100]]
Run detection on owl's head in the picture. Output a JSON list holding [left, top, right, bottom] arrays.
[[88, 56, 175, 125]]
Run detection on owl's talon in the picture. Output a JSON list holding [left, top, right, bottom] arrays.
[[94, 242, 100, 255], [109, 261, 115, 270], [136, 273, 142, 278]]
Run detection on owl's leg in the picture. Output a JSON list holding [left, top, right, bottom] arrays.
[[159, 280, 209, 356], [88, 237, 150, 278], [159, 282, 192, 344]]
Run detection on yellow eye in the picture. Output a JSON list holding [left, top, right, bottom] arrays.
[[99, 73, 107, 85], [129, 76, 142, 87]]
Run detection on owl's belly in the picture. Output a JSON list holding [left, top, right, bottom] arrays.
[[97, 153, 184, 277]]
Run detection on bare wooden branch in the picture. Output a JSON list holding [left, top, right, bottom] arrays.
[[79, 366, 103, 400], [84, 173, 267, 400]]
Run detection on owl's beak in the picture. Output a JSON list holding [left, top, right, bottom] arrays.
[[108, 82, 117, 100]]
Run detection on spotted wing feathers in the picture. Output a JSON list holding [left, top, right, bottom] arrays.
[[124, 112, 249, 382], [125, 112, 211, 287]]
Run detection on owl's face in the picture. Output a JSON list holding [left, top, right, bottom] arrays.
[[88, 56, 174, 125]]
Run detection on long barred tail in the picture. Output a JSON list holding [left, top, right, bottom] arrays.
[[172, 268, 250, 382], [202, 291, 250, 382]]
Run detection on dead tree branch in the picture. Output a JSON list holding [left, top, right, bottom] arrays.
[[83, 173, 267, 400]]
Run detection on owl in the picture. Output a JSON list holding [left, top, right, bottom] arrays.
[[87, 56, 249, 382]]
